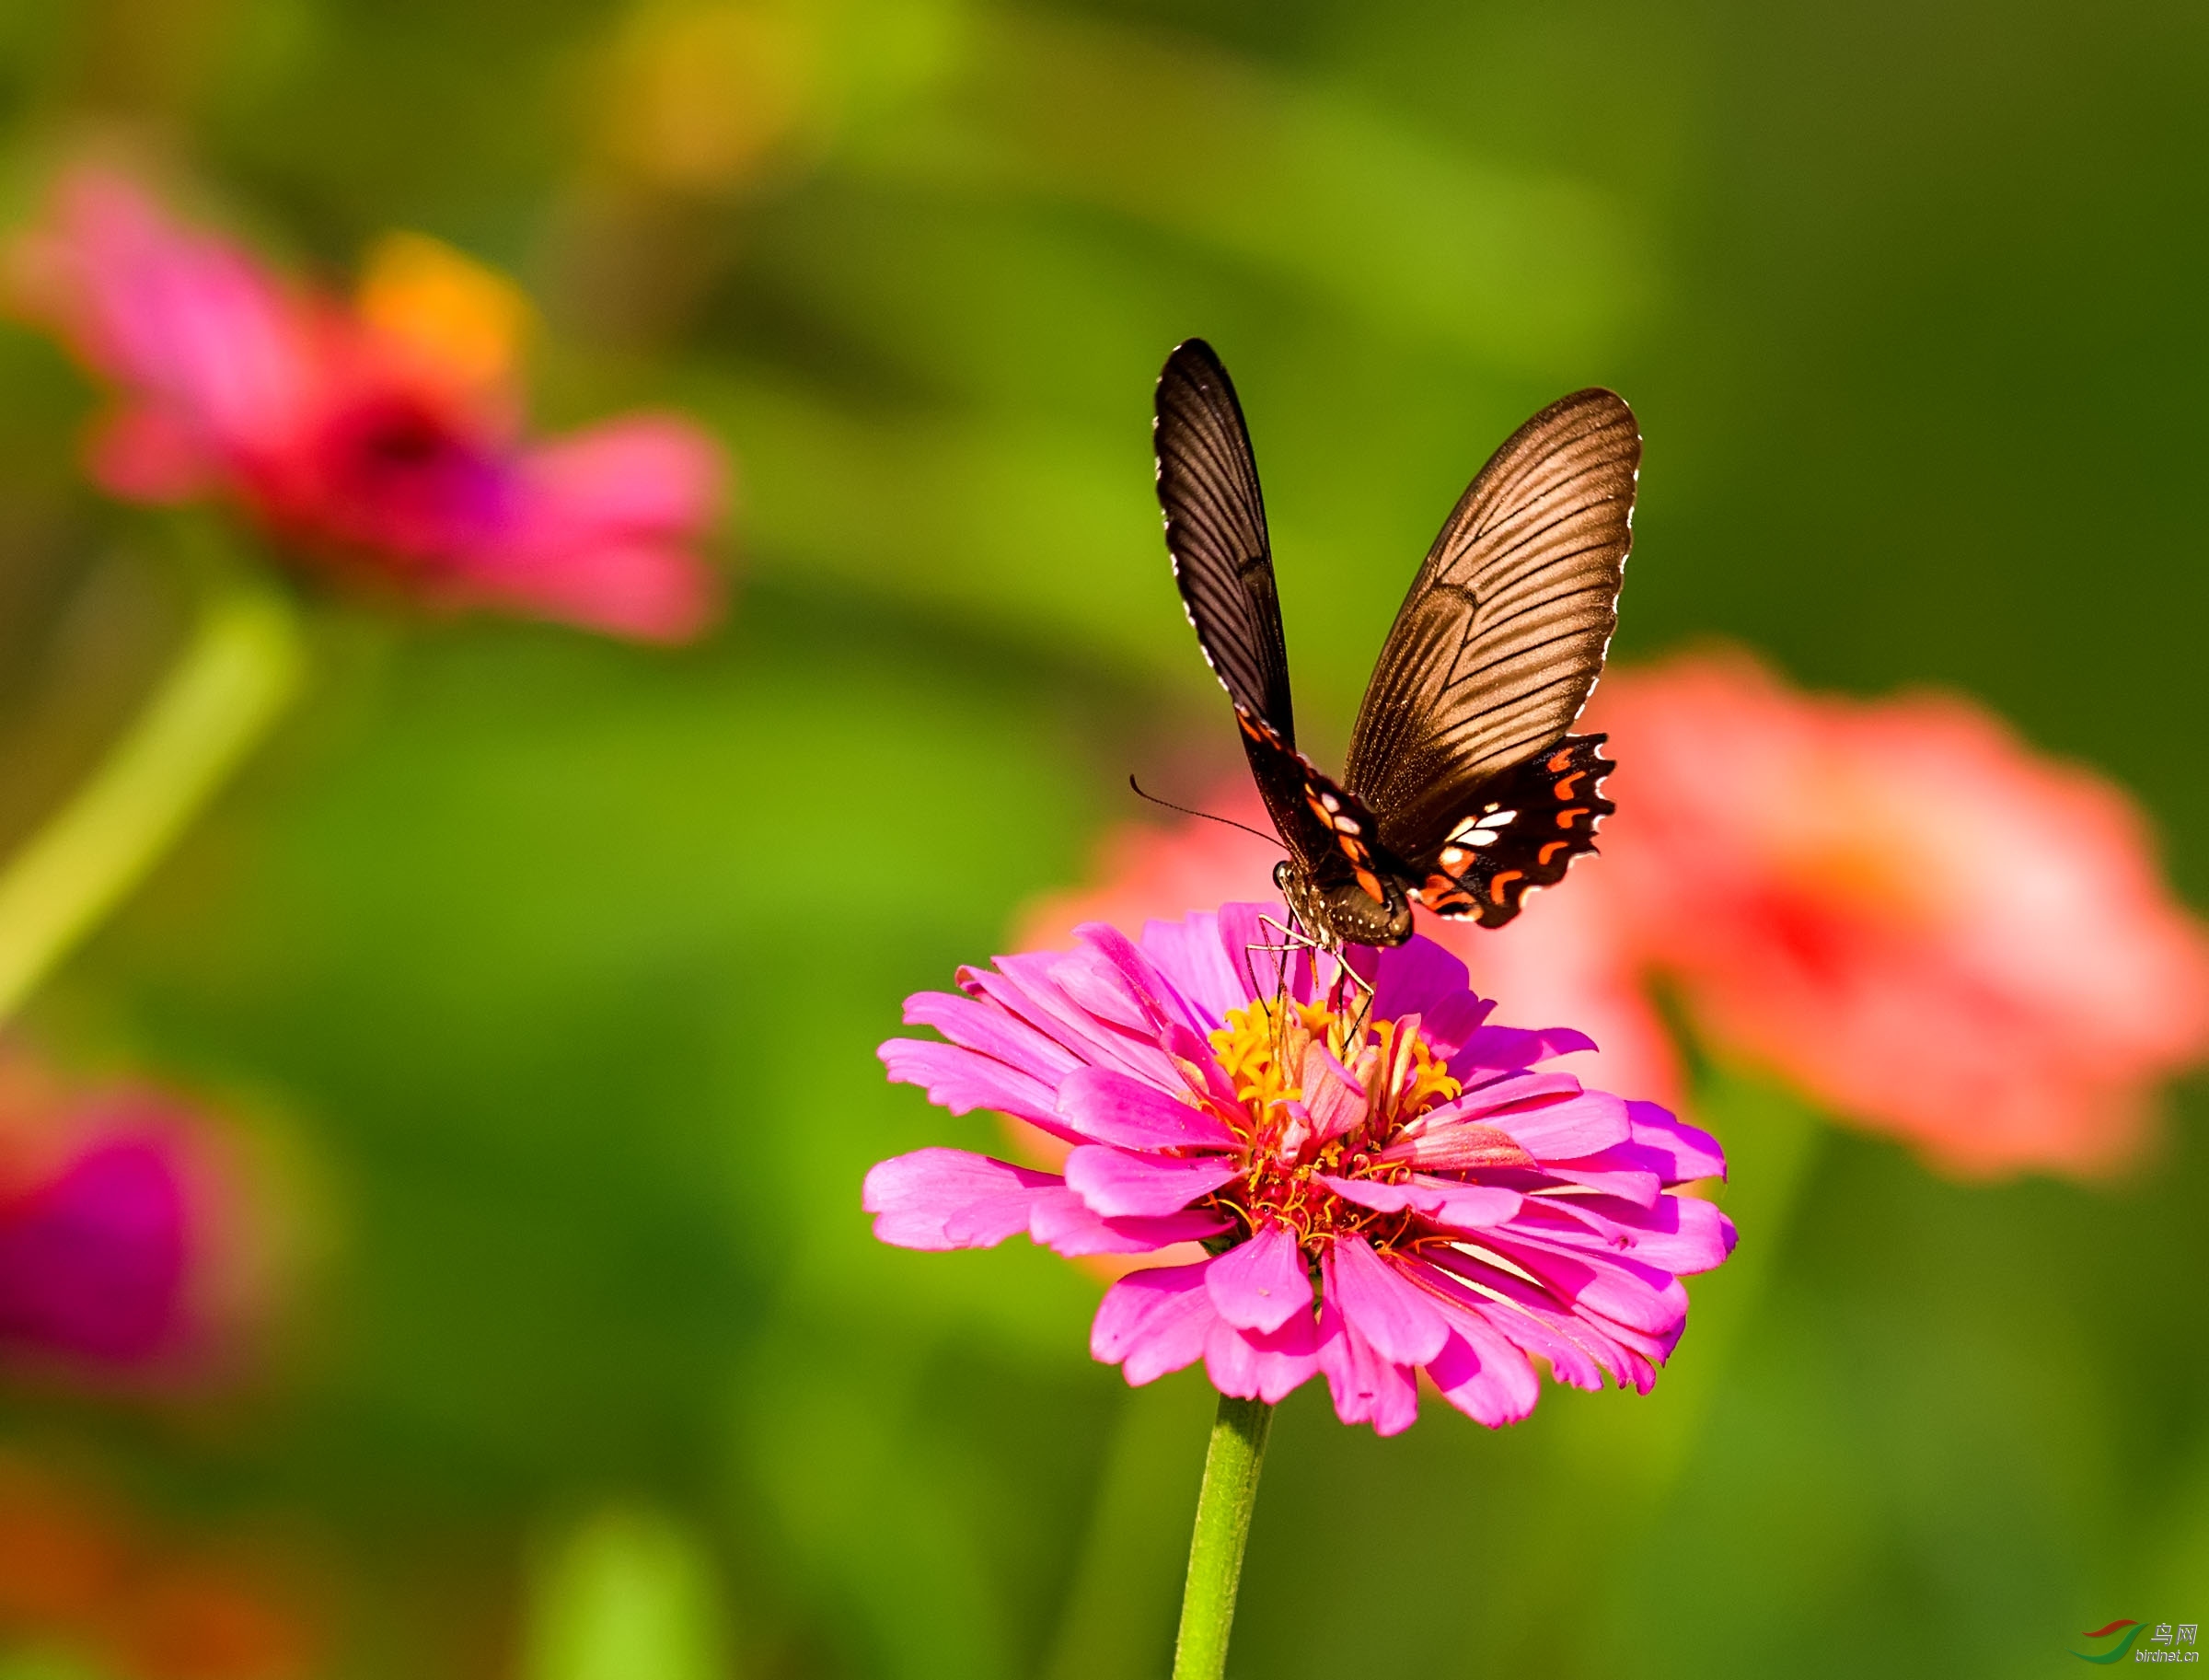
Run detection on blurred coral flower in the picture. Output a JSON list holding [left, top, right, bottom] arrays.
[[1021, 650, 2209, 1182], [1589, 648, 2209, 1178], [6, 167, 727, 642], [0, 1058, 269, 1383], [867, 907, 1732, 1435]]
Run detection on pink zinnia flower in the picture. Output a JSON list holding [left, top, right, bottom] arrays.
[[0, 1065, 265, 1381], [1588, 648, 2209, 1178], [6, 167, 727, 642], [866, 907, 1732, 1435]]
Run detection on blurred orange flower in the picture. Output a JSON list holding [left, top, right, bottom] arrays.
[[1588, 648, 2209, 1178], [1023, 647, 2209, 1180], [0, 1454, 321, 1680]]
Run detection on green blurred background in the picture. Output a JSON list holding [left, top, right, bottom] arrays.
[[1, 0, 2205, 1674]]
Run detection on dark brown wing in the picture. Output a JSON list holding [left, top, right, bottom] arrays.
[[1154, 339, 1295, 745], [1342, 388, 1639, 864]]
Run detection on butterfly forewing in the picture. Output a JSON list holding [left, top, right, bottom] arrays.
[[1343, 388, 1639, 870], [1154, 340, 1296, 744]]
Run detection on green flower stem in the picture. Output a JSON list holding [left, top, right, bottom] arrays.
[[1172, 1395, 1273, 1680], [0, 578, 302, 1024]]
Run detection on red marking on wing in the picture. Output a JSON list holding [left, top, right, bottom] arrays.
[[1487, 870, 1524, 905], [1553, 771, 1587, 800], [1546, 748, 1574, 772], [1556, 806, 1590, 828], [1537, 840, 1570, 866]]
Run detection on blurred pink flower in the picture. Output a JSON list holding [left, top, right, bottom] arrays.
[[867, 907, 1730, 1434], [1588, 648, 2209, 1178], [0, 1060, 266, 1382], [6, 167, 726, 642]]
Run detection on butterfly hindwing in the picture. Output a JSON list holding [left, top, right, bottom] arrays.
[[1410, 735, 1615, 928]]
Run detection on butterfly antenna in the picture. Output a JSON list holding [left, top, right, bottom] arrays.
[[1127, 776, 1285, 851]]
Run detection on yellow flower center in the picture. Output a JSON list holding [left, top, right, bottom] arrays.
[[1202, 995, 1463, 1249]]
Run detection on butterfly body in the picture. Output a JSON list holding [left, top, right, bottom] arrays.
[[1153, 340, 1638, 949]]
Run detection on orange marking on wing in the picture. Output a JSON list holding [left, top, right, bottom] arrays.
[[1553, 771, 1587, 800], [1546, 748, 1574, 772], [1353, 863, 1386, 902], [1422, 876, 1475, 912], [1488, 870, 1524, 905], [1537, 840, 1570, 866], [1556, 806, 1590, 829]]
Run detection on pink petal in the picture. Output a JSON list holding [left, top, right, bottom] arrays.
[[521, 413, 724, 539], [878, 1037, 1059, 1128], [1063, 1146, 1241, 1218], [1300, 1042, 1368, 1143], [1452, 1023, 1602, 1075], [1531, 1164, 1662, 1206], [1369, 936, 1473, 1022], [1317, 1174, 1521, 1229], [1026, 1187, 1232, 1257], [1627, 1100, 1729, 1183], [1203, 1308, 1322, 1404], [1491, 1089, 1634, 1158], [1531, 1191, 1737, 1275], [1056, 1066, 1237, 1151], [1425, 1311, 1541, 1429], [1325, 1234, 1451, 1367], [1091, 1260, 1219, 1384], [981, 953, 1187, 1092], [1137, 911, 1243, 1029], [1412, 1251, 1628, 1391], [461, 531, 720, 643], [1478, 1233, 1690, 1338], [1203, 1221, 1312, 1333], [904, 989, 1081, 1083], [861, 1148, 1058, 1251], [1064, 924, 1176, 1036], [1162, 1021, 1246, 1114], [1413, 991, 1499, 1061], [86, 403, 215, 501], [1314, 1259, 1421, 1435], [1375, 1119, 1537, 1172], [1432, 1071, 1583, 1123]]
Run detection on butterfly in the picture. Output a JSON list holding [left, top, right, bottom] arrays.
[[1153, 338, 1639, 950]]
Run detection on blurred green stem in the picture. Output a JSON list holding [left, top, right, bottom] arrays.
[[0, 577, 303, 1023], [1172, 1395, 1272, 1680]]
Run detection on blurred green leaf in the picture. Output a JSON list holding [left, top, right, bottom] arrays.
[[525, 1505, 729, 1680]]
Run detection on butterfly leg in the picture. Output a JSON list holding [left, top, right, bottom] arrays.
[[1254, 912, 1330, 1063], [1325, 955, 1378, 1047]]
